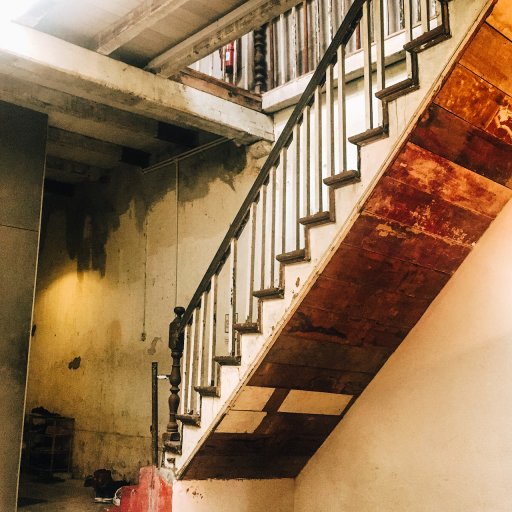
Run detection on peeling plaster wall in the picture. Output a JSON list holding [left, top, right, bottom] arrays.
[[26, 141, 269, 481], [293, 201, 512, 511]]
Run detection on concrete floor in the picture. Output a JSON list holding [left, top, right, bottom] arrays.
[[18, 474, 111, 512]]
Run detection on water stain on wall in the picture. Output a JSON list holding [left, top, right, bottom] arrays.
[[39, 141, 268, 278], [142, 141, 249, 207], [146, 337, 161, 356], [40, 169, 145, 277]]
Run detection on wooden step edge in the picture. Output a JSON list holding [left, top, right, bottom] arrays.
[[233, 322, 260, 334], [194, 385, 220, 398], [348, 125, 389, 146], [176, 414, 201, 427], [375, 77, 419, 103], [299, 210, 333, 226], [253, 287, 285, 299], [213, 355, 242, 366], [403, 24, 450, 54], [323, 170, 361, 189], [276, 248, 308, 264]]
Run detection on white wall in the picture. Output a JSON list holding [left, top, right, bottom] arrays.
[[173, 479, 294, 512], [294, 200, 512, 511]]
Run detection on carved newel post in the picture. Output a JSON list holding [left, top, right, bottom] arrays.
[[253, 25, 268, 94], [162, 306, 185, 454]]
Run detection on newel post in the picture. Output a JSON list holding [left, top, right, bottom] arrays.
[[253, 25, 268, 94], [162, 306, 185, 455]]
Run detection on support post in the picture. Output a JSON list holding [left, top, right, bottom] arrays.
[[253, 25, 268, 93], [162, 306, 185, 455], [151, 362, 159, 466]]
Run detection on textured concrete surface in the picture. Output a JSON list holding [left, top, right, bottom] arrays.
[[26, 140, 270, 480], [0, 101, 47, 511], [18, 475, 108, 512]]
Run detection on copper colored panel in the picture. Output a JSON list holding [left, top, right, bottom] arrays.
[[488, 0, 512, 42], [435, 64, 506, 131], [411, 104, 512, 186], [343, 214, 471, 274], [286, 310, 409, 348], [248, 363, 374, 395], [265, 334, 392, 373], [303, 277, 433, 328], [365, 176, 493, 245], [388, 143, 512, 217], [322, 243, 451, 300], [435, 64, 512, 147], [460, 23, 512, 97], [487, 103, 512, 145]]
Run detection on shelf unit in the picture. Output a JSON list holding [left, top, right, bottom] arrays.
[[24, 414, 74, 474]]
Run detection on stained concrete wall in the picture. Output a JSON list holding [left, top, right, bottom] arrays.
[[293, 200, 512, 511], [26, 141, 269, 481], [0, 102, 47, 510]]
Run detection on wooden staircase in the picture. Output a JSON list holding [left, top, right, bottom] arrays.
[[162, 0, 511, 481]]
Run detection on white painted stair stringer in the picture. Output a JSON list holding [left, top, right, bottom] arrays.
[[171, 0, 492, 479]]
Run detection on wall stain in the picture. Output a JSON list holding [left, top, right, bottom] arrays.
[[146, 337, 161, 356], [40, 141, 270, 278], [68, 356, 81, 370]]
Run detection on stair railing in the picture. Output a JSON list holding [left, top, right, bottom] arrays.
[[164, 0, 451, 455], [190, 0, 441, 92]]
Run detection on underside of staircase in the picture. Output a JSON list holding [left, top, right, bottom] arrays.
[[173, 0, 512, 480]]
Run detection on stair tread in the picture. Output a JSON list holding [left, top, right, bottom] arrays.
[[299, 210, 333, 226], [214, 355, 242, 366], [233, 322, 260, 333], [324, 170, 361, 189], [276, 248, 308, 264], [176, 413, 201, 427], [375, 77, 419, 103], [194, 385, 220, 397], [253, 287, 285, 299], [348, 125, 388, 146]]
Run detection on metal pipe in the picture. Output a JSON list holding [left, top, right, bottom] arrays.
[[151, 361, 159, 466]]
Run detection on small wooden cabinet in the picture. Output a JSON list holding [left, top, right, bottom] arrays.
[[24, 414, 74, 474]]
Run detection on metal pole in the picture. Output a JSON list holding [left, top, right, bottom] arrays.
[[151, 361, 159, 466]]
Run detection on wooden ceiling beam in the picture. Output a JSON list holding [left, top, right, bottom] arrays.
[[92, 0, 190, 56], [145, 0, 303, 78], [0, 75, 168, 151], [45, 155, 106, 183], [0, 21, 274, 143], [47, 127, 124, 169]]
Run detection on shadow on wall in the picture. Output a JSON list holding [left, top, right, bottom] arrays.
[[39, 141, 254, 277]]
